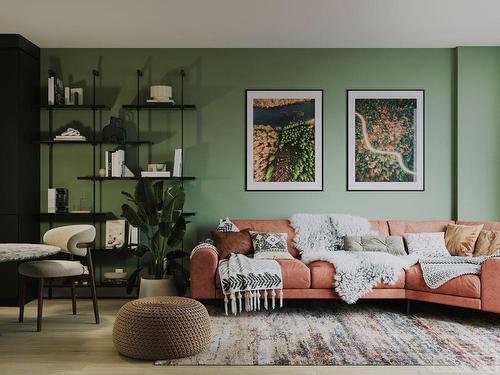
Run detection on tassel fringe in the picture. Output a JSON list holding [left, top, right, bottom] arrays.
[[224, 288, 283, 315]]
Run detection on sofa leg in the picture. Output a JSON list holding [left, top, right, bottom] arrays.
[[406, 300, 411, 315]]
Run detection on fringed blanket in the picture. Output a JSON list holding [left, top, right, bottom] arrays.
[[419, 253, 499, 289], [218, 254, 283, 315], [290, 213, 376, 253], [302, 250, 418, 303]]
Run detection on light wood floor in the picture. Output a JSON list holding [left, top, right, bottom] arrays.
[[0, 299, 490, 375]]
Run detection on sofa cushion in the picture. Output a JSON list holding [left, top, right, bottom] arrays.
[[388, 220, 453, 236], [233, 220, 299, 257], [344, 235, 406, 255], [369, 220, 390, 236], [215, 258, 310, 289], [308, 261, 405, 289], [456, 220, 500, 231], [445, 223, 483, 256], [405, 264, 480, 298], [474, 230, 500, 256], [211, 229, 253, 259]]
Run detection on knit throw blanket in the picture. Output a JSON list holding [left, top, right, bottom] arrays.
[[301, 250, 418, 303], [290, 213, 377, 253], [218, 254, 283, 315], [418, 253, 499, 289]]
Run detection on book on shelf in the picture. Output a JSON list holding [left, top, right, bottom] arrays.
[[47, 74, 64, 105], [140, 171, 171, 178], [105, 149, 126, 177], [128, 225, 138, 249], [173, 148, 182, 177]]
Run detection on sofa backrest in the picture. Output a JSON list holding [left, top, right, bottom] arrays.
[[231, 219, 500, 258]]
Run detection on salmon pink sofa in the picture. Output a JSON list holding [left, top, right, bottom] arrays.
[[190, 219, 500, 314]]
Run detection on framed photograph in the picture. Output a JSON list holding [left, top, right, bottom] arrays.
[[347, 90, 424, 191], [105, 219, 126, 249], [246, 90, 323, 191]]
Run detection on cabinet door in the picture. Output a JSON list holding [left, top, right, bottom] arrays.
[[0, 50, 19, 215], [0, 214, 18, 241]]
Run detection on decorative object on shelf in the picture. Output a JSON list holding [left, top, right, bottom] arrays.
[[173, 148, 183, 177], [246, 90, 323, 191], [64, 87, 84, 105], [47, 188, 56, 213], [105, 219, 126, 249], [148, 163, 167, 172], [123, 164, 135, 177], [141, 171, 171, 178], [54, 127, 86, 142], [347, 90, 424, 191], [121, 179, 189, 295], [102, 116, 126, 143], [55, 188, 69, 213], [99, 168, 106, 177], [78, 191, 92, 213], [147, 85, 175, 104], [104, 269, 128, 284], [47, 71, 64, 105]]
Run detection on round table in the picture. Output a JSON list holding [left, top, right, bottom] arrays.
[[0, 244, 60, 263]]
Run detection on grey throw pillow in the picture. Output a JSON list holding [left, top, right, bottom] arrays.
[[344, 235, 406, 256], [249, 231, 293, 259]]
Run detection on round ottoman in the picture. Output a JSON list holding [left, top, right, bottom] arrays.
[[113, 296, 211, 360]]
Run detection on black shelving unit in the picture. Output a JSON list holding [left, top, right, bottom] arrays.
[[40, 68, 196, 293]]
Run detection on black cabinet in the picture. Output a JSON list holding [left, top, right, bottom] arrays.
[[0, 35, 40, 305]]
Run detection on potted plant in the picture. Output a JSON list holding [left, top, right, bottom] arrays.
[[121, 179, 189, 297]]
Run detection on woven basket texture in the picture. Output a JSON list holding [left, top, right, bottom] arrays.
[[113, 296, 212, 360]]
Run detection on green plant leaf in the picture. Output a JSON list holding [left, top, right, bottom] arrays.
[[166, 250, 190, 260], [134, 179, 156, 216], [121, 204, 144, 229], [121, 191, 136, 203], [161, 185, 184, 224], [167, 216, 186, 248], [152, 181, 164, 207], [132, 244, 149, 258], [126, 267, 142, 294]]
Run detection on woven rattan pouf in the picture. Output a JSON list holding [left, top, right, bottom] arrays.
[[113, 296, 212, 360]]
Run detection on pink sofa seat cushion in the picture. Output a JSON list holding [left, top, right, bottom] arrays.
[[388, 220, 454, 236], [233, 219, 299, 257], [308, 261, 405, 289], [369, 220, 390, 236], [405, 264, 480, 298], [215, 258, 311, 289], [456, 220, 500, 231]]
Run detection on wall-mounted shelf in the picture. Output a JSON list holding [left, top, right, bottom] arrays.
[[39, 140, 153, 145], [39, 104, 109, 110], [77, 176, 196, 181], [122, 104, 196, 110], [39, 212, 116, 222]]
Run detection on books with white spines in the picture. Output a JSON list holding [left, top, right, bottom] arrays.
[[105, 151, 111, 177], [173, 148, 182, 177], [47, 188, 56, 213], [48, 77, 55, 105], [111, 149, 125, 177], [128, 225, 138, 249], [140, 171, 171, 178]]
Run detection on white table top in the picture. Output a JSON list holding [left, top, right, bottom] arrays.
[[0, 244, 61, 263]]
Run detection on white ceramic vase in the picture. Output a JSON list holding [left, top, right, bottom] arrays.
[[138, 275, 177, 298]]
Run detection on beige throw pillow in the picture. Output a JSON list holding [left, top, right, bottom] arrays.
[[344, 236, 406, 256], [474, 230, 500, 256], [445, 224, 483, 256]]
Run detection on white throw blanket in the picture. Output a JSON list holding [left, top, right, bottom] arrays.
[[418, 253, 499, 289], [218, 254, 283, 315], [302, 250, 418, 303], [290, 213, 376, 253]]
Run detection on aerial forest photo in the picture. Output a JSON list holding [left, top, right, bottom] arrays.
[[354, 98, 417, 183], [252, 98, 316, 184]]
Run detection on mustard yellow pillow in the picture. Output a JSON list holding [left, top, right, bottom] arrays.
[[474, 230, 500, 256], [445, 224, 483, 256]]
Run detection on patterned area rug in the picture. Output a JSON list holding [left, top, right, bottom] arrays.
[[157, 301, 500, 369]]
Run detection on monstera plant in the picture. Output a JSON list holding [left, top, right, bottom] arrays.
[[121, 179, 189, 295]]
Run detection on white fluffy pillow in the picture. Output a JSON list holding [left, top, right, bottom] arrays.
[[403, 232, 450, 257]]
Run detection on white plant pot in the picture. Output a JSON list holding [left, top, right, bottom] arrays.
[[138, 275, 177, 298]]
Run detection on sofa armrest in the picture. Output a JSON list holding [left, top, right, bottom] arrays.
[[190, 246, 219, 299], [481, 258, 500, 313]]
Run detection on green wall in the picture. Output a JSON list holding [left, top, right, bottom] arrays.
[[40, 48, 459, 267], [457, 47, 500, 221]]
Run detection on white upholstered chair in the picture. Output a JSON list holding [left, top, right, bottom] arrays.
[[18, 225, 99, 331]]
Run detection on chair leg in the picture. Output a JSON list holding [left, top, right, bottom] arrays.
[[37, 278, 44, 332], [71, 280, 77, 315], [87, 250, 100, 324], [18, 275, 26, 323]]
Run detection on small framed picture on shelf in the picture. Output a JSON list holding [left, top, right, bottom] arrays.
[[347, 90, 425, 191], [105, 219, 126, 249]]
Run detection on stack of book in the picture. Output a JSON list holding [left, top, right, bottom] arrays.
[[105, 149, 125, 177], [54, 135, 86, 141], [48, 75, 64, 105]]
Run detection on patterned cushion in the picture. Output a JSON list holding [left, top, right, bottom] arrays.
[[249, 231, 293, 259], [211, 229, 253, 259], [344, 236, 406, 256], [403, 232, 450, 257], [217, 218, 240, 233]]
